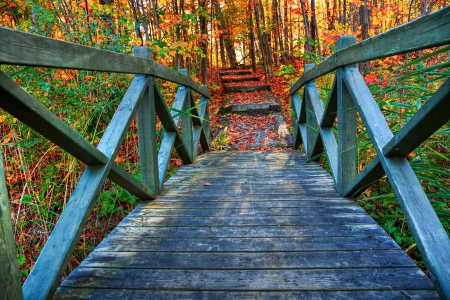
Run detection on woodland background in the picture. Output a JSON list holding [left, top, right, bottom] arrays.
[[0, 0, 449, 281]]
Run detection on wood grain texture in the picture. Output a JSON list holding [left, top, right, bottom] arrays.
[[343, 66, 450, 299], [0, 28, 209, 97], [54, 151, 438, 299], [0, 150, 23, 300], [134, 47, 160, 195], [289, 7, 450, 95]]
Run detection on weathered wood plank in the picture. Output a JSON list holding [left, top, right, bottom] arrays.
[[108, 164, 156, 200], [118, 214, 377, 227], [134, 47, 160, 195], [127, 206, 365, 217], [289, 7, 450, 95], [95, 235, 396, 252], [221, 75, 260, 83], [383, 77, 450, 157], [0, 149, 23, 300], [22, 68, 149, 300], [219, 70, 252, 76], [79, 249, 416, 269], [54, 289, 440, 299], [59, 267, 433, 290], [224, 84, 271, 93], [0, 28, 210, 97], [343, 66, 450, 298]]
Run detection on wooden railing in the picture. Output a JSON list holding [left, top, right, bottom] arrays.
[[0, 27, 210, 299], [290, 7, 450, 300]]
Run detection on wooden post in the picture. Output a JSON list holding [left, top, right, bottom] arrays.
[[337, 36, 357, 194], [304, 63, 317, 159], [179, 69, 194, 162], [0, 149, 23, 300], [133, 47, 160, 194]]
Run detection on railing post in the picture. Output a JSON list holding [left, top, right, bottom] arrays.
[[337, 36, 357, 194], [178, 69, 194, 162], [0, 149, 24, 300], [133, 47, 160, 194], [304, 63, 319, 159]]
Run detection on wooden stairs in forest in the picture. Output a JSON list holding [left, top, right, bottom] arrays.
[[54, 151, 439, 299]]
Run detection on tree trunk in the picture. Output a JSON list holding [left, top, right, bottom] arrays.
[[249, 1, 257, 72], [359, 0, 370, 72], [212, 0, 238, 68], [300, 0, 313, 63]]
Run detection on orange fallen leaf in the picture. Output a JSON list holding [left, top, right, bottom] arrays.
[[204, 182, 212, 186]]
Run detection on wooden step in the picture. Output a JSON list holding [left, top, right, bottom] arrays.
[[219, 70, 252, 76], [221, 75, 260, 83], [224, 84, 271, 93]]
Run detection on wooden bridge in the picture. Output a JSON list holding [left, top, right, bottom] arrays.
[[1, 7, 449, 300]]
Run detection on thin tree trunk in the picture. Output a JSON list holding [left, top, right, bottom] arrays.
[[359, 0, 370, 72], [300, 0, 313, 63], [249, 1, 257, 72]]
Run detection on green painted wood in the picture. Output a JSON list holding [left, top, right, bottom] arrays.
[[383, 77, 450, 157], [342, 156, 385, 197], [289, 7, 450, 95], [0, 27, 210, 97], [22, 72, 149, 300], [108, 164, 156, 200], [133, 47, 160, 195], [54, 151, 437, 299], [197, 92, 211, 152], [0, 70, 156, 200], [337, 37, 357, 194], [343, 66, 450, 299], [0, 149, 23, 300], [0, 71, 108, 166], [321, 79, 337, 127], [179, 70, 194, 161], [304, 64, 324, 160], [291, 83, 302, 149]]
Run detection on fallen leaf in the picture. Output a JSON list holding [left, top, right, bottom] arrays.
[[204, 182, 212, 186]]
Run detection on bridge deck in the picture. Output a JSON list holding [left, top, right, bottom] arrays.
[[54, 151, 438, 299]]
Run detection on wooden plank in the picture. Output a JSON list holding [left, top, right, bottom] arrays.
[[179, 69, 194, 161], [224, 84, 271, 93], [337, 37, 357, 194], [133, 47, 160, 195], [221, 75, 260, 83], [0, 28, 210, 97], [198, 93, 211, 151], [79, 249, 416, 269], [128, 206, 366, 217], [0, 149, 23, 300], [157, 132, 176, 187], [95, 235, 396, 252], [219, 70, 252, 76], [342, 156, 385, 197], [117, 214, 377, 227], [383, 77, 450, 157], [58, 267, 433, 290], [289, 7, 450, 95], [54, 288, 440, 299], [22, 69, 149, 299], [321, 79, 337, 127], [111, 224, 385, 238], [343, 66, 450, 299]]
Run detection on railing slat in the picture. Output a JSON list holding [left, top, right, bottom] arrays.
[[0, 27, 210, 97], [342, 156, 385, 197], [337, 36, 357, 194], [289, 7, 450, 95], [291, 84, 302, 149], [0, 149, 23, 300], [0, 70, 158, 200], [383, 78, 450, 157], [134, 47, 160, 195], [343, 66, 450, 299], [109, 164, 156, 200], [321, 80, 337, 127], [0, 71, 108, 165], [157, 132, 176, 187], [23, 74, 149, 299], [199, 94, 211, 151], [304, 64, 324, 160]]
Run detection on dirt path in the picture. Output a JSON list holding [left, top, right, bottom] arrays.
[[211, 69, 292, 151]]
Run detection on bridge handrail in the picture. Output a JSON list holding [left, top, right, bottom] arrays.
[[290, 7, 450, 300], [0, 34, 210, 299], [0, 27, 210, 98]]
